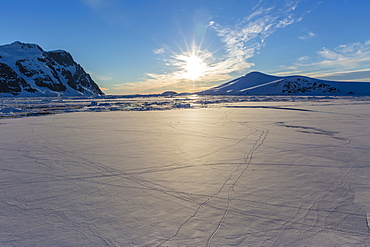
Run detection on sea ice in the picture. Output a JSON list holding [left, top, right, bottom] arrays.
[[0, 97, 369, 246]]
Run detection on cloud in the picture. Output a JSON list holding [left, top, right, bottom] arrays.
[[116, 0, 308, 94], [315, 40, 370, 69], [207, 0, 305, 74], [88, 71, 112, 81], [299, 31, 316, 40], [276, 40, 370, 80], [298, 56, 309, 61], [153, 48, 165, 55], [315, 69, 370, 82], [115, 73, 214, 94]]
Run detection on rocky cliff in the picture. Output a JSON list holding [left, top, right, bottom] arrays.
[[0, 41, 104, 96]]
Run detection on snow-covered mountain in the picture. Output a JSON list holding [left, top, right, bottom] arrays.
[[199, 71, 370, 95], [0, 41, 104, 96]]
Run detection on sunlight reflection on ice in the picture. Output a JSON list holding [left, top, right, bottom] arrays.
[[1, 95, 369, 118]]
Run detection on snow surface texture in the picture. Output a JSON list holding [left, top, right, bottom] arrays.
[[0, 41, 103, 96], [1, 97, 370, 246], [199, 71, 370, 95]]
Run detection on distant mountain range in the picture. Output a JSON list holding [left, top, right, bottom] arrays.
[[2, 41, 369, 97], [198, 71, 370, 96], [0, 41, 104, 96]]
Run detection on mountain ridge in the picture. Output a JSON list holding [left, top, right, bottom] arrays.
[[0, 41, 104, 96], [198, 71, 370, 96]]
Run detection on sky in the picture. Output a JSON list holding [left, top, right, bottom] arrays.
[[1, 0, 370, 95]]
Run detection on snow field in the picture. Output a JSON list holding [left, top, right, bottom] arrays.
[[0, 98, 370, 246]]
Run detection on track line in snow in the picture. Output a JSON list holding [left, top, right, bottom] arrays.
[[206, 129, 269, 247], [157, 128, 262, 246]]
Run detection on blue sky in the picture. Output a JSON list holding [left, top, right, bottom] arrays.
[[1, 0, 370, 94]]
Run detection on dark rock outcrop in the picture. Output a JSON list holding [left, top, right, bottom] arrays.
[[0, 63, 36, 95]]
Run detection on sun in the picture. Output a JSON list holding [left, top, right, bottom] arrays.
[[183, 54, 207, 80], [176, 53, 208, 80]]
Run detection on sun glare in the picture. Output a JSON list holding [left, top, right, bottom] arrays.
[[177, 53, 208, 80]]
